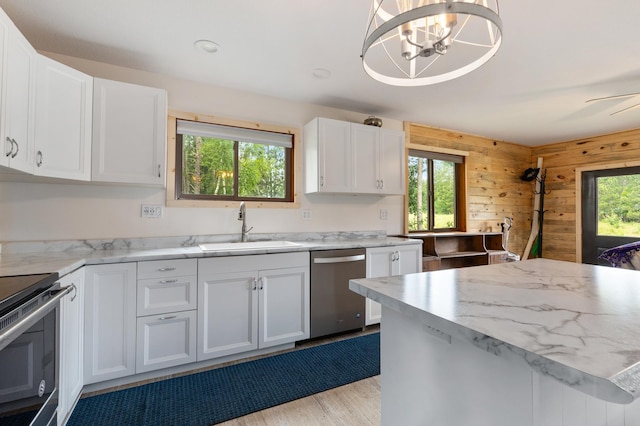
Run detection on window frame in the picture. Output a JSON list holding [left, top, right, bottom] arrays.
[[166, 111, 300, 208], [405, 144, 468, 234]]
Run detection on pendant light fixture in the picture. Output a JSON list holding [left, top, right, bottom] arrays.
[[361, 0, 503, 86]]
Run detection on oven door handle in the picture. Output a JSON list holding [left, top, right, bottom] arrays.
[[0, 285, 73, 352]]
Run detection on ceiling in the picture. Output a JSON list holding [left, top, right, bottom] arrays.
[[2, 0, 640, 146]]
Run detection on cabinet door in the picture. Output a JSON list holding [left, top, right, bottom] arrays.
[[397, 245, 422, 275], [258, 266, 310, 348], [34, 55, 93, 180], [0, 12, 8, 169], [198, 270, 258, 361], [2, 20, 36, 173], [92, 78, 167, 186], [136, 310, 196, 373], [366, 247, 396, 278], [318, 118, 351, 193], [58, 269, 84, 426], [378, 128, 405, 195], [84, 263, 137, 385], [365, 245, 421, 325], [365, 247, 395, 325], [351, 123, 379, 194], [137, 275, 197, 316]]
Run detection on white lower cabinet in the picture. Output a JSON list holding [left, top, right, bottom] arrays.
[[365, 244, 421, 325], [136, 311, 196, 373], [198, 252, 310, 361], [83, 263, 137, 385], [135, 259, 197, 373], [58, 269, 84, 426]]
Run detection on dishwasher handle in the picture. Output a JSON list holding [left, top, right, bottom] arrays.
[[313, 254, 365, 264]]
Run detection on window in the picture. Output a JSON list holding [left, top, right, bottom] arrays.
[[407, 149, 464, 232], [175, 119, 294, 202]]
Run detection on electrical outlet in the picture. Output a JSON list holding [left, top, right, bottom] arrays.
[[141, 205, 163, 218], [302, 209, 312, 220], [379, 209, 388, 220]]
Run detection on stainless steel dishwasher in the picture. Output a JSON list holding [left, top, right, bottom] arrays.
[[310, 248, 367, 338]]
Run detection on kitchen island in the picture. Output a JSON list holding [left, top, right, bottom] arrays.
[[349, 259, 640, 425]]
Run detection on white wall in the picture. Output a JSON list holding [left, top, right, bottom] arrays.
[[0, 53, 405, 242]]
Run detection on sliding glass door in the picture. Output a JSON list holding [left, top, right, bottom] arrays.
[[581, 166, 640, 264]]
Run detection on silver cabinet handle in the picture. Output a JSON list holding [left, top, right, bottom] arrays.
[[157, 267, 176, 272], [158, 279, 178, 284], [252, 277, 257, 291], [380, 179, 384, 189], [158, 164, 161, 178], [259, 276, 265, 290], [10, 139, 18, 158], [158, 315, 176, 321], [36, 150, 43, 167], [320, 176, 324, 187]]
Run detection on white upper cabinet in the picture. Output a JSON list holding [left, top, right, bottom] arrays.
[[92, 78, 167, 186], [0, 9, 36, 174], [351, 123, 380, 194], [34, 55, 93, 180], [377, 128, 406, 195], [304, 117, 405, 195], [304, 117, 351, 193]]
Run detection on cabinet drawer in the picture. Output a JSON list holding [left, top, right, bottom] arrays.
[[137, 259, 196, 280], [136, 310, 197, 373], [137, 275, 197, 316]]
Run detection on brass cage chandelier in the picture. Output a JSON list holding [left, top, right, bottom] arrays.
[[361, 0, 503, 86]]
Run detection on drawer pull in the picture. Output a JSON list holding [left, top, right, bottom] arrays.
[[157, 267, 176, 272], [158, 315, 177, 321], [158, 279, 178, 284]]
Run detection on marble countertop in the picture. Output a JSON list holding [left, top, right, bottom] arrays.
[[0, 233, 421, 277], [349, 258, 640, 404]]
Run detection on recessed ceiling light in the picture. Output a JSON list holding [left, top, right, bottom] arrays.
[[194, 40, 220, 54], [312, 68, 331, 79]]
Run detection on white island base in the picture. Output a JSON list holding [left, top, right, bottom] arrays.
[[381, 306, 640, 426]]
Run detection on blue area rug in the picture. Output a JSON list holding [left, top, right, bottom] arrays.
[[68, 332, 380, 426]]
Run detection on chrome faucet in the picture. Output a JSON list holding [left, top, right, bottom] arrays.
[[238, 202, 253, 242]]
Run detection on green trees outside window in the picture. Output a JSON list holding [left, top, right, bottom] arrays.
[[176, 121, 293, 202], [407, 150, 461, 232], [597, 174, 640, 237]]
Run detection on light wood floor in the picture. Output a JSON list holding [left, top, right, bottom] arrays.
[[218, 376, 380, 426]]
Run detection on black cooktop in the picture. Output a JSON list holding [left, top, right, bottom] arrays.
[[0, 273, 59, 316]]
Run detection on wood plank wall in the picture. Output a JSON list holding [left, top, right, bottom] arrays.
[[407, 123, 534, 258], [532, 129, 640, 261]]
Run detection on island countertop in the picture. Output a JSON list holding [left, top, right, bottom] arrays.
[[349, 258, 640, 404]]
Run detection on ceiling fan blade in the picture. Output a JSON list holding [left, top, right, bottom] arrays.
[[586, 92, 640, 103], [610, 101, 640, 116]]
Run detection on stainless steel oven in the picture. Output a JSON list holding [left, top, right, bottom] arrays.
[[0, 273, 72, 426]]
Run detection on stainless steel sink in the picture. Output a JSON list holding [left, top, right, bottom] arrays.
[[198, 241, 302, 252]]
